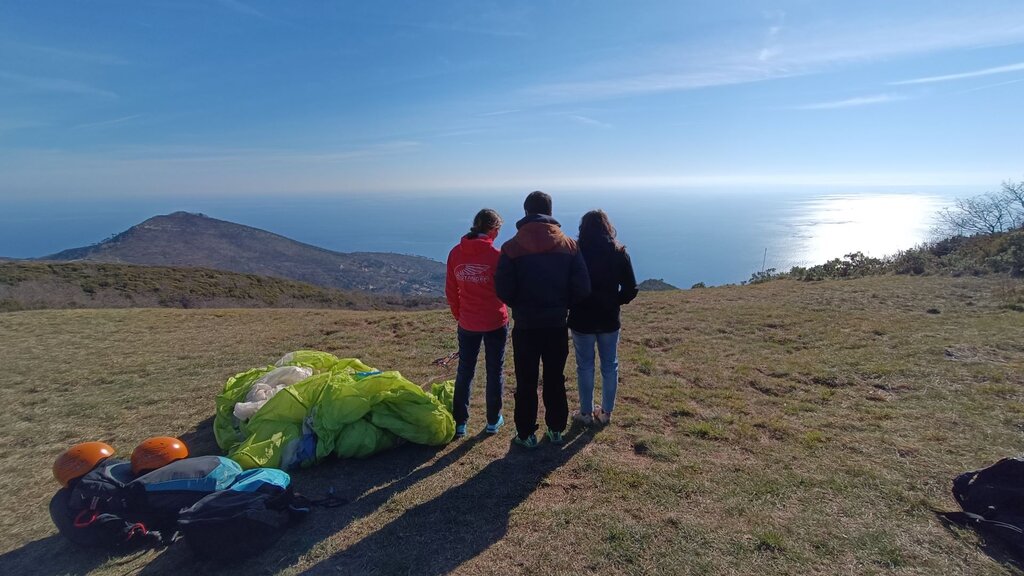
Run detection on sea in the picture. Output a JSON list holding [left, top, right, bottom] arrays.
[[0, 187, 970, 288]]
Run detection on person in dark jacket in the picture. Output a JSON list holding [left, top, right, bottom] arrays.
[[567, 210, 638, 425], [495, 191, 591, 448], [446, 209, 509, 438]]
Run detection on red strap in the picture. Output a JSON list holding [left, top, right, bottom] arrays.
[[74, 510, 99, 528], [124, 523, 149, 541]]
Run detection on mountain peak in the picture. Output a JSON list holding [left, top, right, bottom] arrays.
[[42, 213, 445, 296], [163, 211, 209, 219]]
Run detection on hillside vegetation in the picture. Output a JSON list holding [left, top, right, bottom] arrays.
[[0, 261, 443, 312], [1, 274, 1022, 575], [750, 228, 1024, 297], [43, 211, 446, 296]]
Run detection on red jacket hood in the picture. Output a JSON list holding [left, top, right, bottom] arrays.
[[459, 234, 497, 254]]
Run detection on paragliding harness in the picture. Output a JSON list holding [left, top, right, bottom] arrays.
[[943, 456, 1024, 558], [51, 455, 347, 560]]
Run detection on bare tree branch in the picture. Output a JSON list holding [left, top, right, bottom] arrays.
[[936, 179, 1023, 236]]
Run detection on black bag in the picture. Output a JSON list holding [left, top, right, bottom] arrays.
[[51, 460, 163, 549], [177, 490, 296, 561], [947, 457, 1024, 555], [51, 456, 244, 549], [176, 468, 314, 562], [126, 455, 243, 531]]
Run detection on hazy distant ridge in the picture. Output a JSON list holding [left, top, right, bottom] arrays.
[[44, 212, 445, 296]]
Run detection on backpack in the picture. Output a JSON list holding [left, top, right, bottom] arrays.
[[177, 466, 309, 561], [52, 459, 161, 549], [126, 455, 243, 531], [52, 456, 244, 548], [947, 457, 1024, 556], [51, 455, 339, 559]]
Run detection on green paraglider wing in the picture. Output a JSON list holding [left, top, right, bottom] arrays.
[[215, 352, 455, 469]]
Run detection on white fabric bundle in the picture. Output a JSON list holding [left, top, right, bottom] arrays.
[[232, 365, 314, 421]]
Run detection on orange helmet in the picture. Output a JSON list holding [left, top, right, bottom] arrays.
[[131, 436, 189, 475], [53, 441, 115, 487]]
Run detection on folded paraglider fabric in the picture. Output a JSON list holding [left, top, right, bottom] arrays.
[[215, 351, 455, 469]]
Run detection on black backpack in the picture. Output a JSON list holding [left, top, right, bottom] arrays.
[[51, 456, 245, 548], [52, 459, 163, 549], [177, 467, 350, 562], [177, 489, 296, 561], [946, 457, 1024, 555]]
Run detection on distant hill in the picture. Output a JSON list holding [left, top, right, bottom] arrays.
[[0, 261, 443, 312], [43, 212, 445, 296], [638, 278, 680, 291]]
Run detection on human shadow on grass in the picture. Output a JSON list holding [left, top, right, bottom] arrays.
[[935, 511, 1024, 572], [135, 433, 486, 575], [0, 535, 113, 576], [297, 426, 595, 576]]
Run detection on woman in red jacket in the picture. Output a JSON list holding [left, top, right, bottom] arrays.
[[446, 209, 509, 437]]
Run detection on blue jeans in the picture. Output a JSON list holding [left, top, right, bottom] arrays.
[[454, 324, 508, 426], [571, 329, 620, 415]]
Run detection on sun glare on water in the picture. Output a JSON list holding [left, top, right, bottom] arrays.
[[780, 193, 951, 269]]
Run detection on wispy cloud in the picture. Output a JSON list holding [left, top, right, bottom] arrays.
[[74, 114, 144, 129], [567, 114, 612, 128], [892, 61, 1024, 85], [526, 68, 796, 102], [796, 94, 909, 110], [300, 141, 421, 162], [0, 118, 49, 133], [954, 77, 1024, 95], [215, 0, 267, 19], [393, 6, 532, 38], [0, 71, 117, 98], [478, 109, 521, 117], [5, 41, 127, 65], [758, 11, 786, 62], [522, 11, 1024, 104]]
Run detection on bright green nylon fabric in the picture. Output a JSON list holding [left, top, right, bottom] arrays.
[[431, 380, 455, 416], [214, 351, 455, 469]]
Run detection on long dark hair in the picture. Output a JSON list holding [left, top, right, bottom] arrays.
[[578, 209, 622, 251], [466, 208, 502, 238]]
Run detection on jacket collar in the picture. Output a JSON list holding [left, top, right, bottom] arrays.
[[516, 214, 561, 229]]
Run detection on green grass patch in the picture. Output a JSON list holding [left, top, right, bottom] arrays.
[[3, 275, 1024, 575]]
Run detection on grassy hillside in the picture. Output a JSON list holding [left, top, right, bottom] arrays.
[[43, 211, 446, 296], [0, 275, 1022, 575], [0, 261, 443, 312]]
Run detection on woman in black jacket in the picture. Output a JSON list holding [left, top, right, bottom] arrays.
[[568, 210, 638, 425]]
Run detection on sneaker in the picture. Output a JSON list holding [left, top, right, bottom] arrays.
[[593, 407, 611, 425], [545, 429, 565, 445], [485, 414, 505, 434], [455, 423, 467, 437], [572, 411, 594, 426], [513, 433, 539, 448]]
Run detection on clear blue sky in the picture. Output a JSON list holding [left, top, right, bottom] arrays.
[[2, 0, 1023, 199]]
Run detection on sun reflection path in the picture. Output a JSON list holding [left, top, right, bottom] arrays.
[[774, 193, 952, 270]]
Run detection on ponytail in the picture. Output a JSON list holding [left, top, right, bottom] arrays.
[[466, 209, 503, 238]]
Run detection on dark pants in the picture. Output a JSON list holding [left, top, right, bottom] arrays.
[[512, 326, 569, 439], [454, 324, 508, 426]]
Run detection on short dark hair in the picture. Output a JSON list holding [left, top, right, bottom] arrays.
[[524, 191, 552, 215]]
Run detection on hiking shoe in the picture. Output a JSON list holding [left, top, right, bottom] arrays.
[[513, 433, 539, 448], [485, 414, 505, 434], [545, 429, 565, 445], [455, 423, 467, 437], [572, 411, 594, 426]]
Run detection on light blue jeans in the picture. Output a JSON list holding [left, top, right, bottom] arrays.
[[571, 329, 620, 415]]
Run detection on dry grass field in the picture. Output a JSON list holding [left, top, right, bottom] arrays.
[[1, 275, 1023, 575]]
